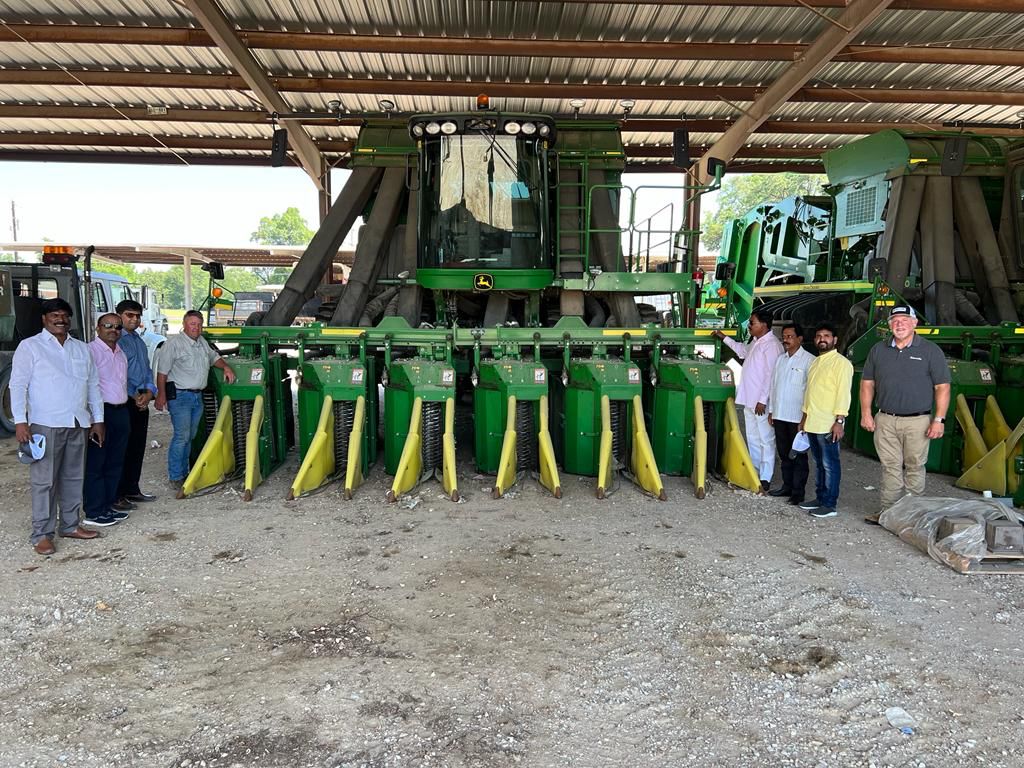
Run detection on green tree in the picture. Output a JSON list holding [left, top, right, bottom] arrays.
[[701, 173, 826, 252], [250, 207, 313, 283]]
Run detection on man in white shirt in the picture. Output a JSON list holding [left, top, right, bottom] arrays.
[[767, 323, 815, 505], [713, 308, 784, 492], [10, 298, 106, 555]]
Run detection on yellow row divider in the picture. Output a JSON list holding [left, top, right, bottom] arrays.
[[386, 397, 423, 503], [537, 395, 562, 498], [242, 395, 264, 501], [181, 395, 234, 499], [442, 397, 459, 501], [982, 395, 1010, 449], [492, 395, 518, 499], [596, 395, 614, 499], [344, 396, 366, 500], [955, 393, 988, 470], [630, 395, 666, 500], [693, 395, 707, 499], [721, 396, 762, 494], [288, 396, 335, 500]]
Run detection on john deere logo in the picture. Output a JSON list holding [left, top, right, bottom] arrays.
[[474, 273, 494, 292]]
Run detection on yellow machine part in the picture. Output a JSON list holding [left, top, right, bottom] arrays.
[[491, 396, 561, 499], [387, 397, 423, 503], [721, 396, 762, 494], [630, 395, 666, 500], [344, 396, 366, 500], [442, 397, 459, 502], [957, 441, 1008, 496], [288, 396, 336, 500], [596, 395, 615, 499], [955, 393, 988, 470], [957, 403, 1024, 497], [982, 395, 1010, 449], [242, 395, 265, 501], [693, 395, 707, 499], [537, 395, 562, 499], [182, 395, 234, 498], [492, 395, 519, 499]]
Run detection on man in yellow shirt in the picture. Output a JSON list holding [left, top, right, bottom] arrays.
[[799, 323, 854, 519]]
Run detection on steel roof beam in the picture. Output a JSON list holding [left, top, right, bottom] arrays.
[[2, 69, 1022, 106], [2, 106, 1021, 137], [180, 0, 325, 191], [0, 133, 353, 152], [3, 25, 1021, 67], [699, 0, 895, 183]]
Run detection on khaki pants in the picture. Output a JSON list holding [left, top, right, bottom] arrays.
[[873, 413, 931, 509]]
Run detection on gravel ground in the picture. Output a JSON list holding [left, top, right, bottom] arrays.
[[2, 409, 1023, 768]]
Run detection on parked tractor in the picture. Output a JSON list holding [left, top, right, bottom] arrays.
[[182, 109, 763, 502], [710, 129, 1024, 503]]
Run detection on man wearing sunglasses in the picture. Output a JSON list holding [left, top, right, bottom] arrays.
[[82, 313, 132, 528], [115, 299, 158, 508]]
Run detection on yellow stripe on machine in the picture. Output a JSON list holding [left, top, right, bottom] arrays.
[[602, 329, 647, 336], [182, 395, 234, 498], [321, 328, 366, 337], [597, 395, 615, 499], [344, 396, 366, 499], [242, 395, 265, 501], [692, 395, 707, 499], [630, 395, 666, 501], [387, 397, 423, 503], [755, 281, 873, 296], [288, 396, 336, 500]]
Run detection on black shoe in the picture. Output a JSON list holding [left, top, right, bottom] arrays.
[[109, 510, 130, 521], [809, 507, 838, 518], [799, 498, 822, 510], [82, 514, 119, 528], [788, 497, 804, 505], [768, 487, 793, 497], [760, 480, 772, 492], [112, 499, 137, 512], [126, 492, 157, 503]]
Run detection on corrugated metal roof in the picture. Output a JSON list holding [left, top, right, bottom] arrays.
[[1, 0, 1022, 171]]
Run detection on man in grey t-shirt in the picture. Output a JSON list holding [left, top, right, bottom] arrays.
[[859, 305, 950, 521]]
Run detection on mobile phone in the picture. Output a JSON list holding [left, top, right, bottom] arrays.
[[89, 433, 102, 445]]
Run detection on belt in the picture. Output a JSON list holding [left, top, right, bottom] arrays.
[[176, 387, 203, 393], [879, 410, 930, 417], [105, 401, 129, 409]]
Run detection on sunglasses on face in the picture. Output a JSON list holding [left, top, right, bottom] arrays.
[[100, 322, 124, 330]]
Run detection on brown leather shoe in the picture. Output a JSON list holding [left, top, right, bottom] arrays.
[[34, 538, 56, 555], [112, 499, 137, 512], [60, 527, 101, 540]]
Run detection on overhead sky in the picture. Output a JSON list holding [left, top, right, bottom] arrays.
[[1, 161, 714, 255]]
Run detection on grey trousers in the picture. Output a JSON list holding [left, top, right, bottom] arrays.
[[29, 424, 88, 544]]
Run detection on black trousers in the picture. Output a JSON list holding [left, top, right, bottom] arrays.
[[773, 419, 809, 499], [84, 404, 130, 518], [118, 402, 151, 498]]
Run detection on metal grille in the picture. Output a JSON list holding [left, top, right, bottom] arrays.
[[844, 186, 877, 228], [421, 401, 443, 472], [201, 390, 218, 433], [609, 399, 627, 467], [515, 400, 538, 471], [231, 400, 253, 471], [332, 400, 355, 470]]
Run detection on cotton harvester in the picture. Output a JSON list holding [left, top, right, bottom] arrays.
[[709, 128, 1024, 504], [181, 105, 764, 503]]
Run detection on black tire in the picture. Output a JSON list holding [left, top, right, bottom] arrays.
[[0, 365, 15, 435]]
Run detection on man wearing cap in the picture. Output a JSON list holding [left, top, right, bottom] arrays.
[[82, 313, 132, 528], [713, 308, 785, 492], [859, 304, 951, 522], [155, 310, 236, 492], [9, 298, 105, 555]]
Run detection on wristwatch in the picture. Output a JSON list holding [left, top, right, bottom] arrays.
[[933, 416, 945, 424], [835, 417, 846, 425]]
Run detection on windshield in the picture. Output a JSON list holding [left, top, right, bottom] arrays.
[[420, 134, 547, 269]]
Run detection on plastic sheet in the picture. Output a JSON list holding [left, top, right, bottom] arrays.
[[879, 496, 1024, 573]]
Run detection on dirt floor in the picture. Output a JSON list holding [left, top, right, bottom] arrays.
[[2, 410, 1023, 768]]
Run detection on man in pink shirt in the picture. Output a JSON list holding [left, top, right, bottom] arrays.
[[82, 313, 131, 528], [713, 308, 785, 492]]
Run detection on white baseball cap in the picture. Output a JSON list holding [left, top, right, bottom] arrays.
[[17, 433, 46, 464]]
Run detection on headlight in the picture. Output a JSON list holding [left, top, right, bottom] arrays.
[[520, 122, 537, 135], [425, 122, 441, 135], [411, 123, 424, 137], [538, 124, 551, 136], [504, 121, 521, 135], [441, 121, 457, 135]]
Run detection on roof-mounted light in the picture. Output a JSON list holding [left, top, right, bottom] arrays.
[[520, 122, 537, 135], [425, 121, 441, 135], [440, 121, 457, 135], [504, 121, 521, 135]]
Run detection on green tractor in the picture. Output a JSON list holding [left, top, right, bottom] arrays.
[[182, 108, 764, 503], [711, 129, 1024, 502]]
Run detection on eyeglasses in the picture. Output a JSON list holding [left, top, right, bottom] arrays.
[[100, 322, 124, 330]]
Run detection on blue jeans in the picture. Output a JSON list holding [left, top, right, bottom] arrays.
[[807, 432, 842, 509], [167, 391, 204, 481]]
